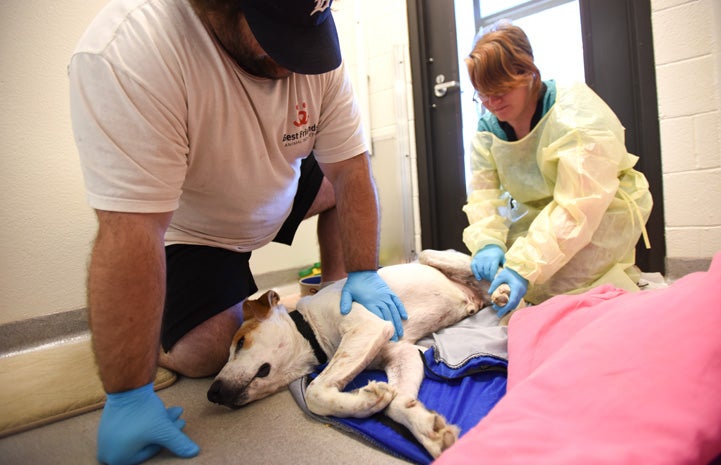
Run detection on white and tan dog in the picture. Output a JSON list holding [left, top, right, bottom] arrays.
[[207, 249, 513, 458]]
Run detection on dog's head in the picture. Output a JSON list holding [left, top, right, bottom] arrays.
[[207, 290, 317, 408]]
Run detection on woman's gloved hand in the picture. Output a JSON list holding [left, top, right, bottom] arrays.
[[489, 267, 528, 317], [340, 270, 408, 341], [97, 382, 200, 465], [471, 245, 506, 281]]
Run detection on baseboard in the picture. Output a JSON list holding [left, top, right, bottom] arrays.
[[665, 257, 713, 281], [0, 267, 302, 357], [252, 267, 301, 292], [0, 308, 89, 357]]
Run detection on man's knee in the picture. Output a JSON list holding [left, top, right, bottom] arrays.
[[159, 343, 228, 378], [158, 306, 242, 378]]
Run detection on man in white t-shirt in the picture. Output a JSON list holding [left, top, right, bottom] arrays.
[[69, 0, 407, 463]]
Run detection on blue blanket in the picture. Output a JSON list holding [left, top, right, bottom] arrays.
[[289, 348, 507, 464]]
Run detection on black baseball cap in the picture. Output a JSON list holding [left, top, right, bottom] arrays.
[[242, 0, 342, 75]]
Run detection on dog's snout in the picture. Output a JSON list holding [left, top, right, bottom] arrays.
[[207, 379, 242, 407], [207, 379, 224, 404]]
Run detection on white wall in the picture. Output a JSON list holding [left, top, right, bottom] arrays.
[[1, 1, 101, 325], [0, 0, 719, 326], [651, 0, 721, 266], [349, 0, 421, 264]]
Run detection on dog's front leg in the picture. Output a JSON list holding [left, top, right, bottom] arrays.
[[383, 344, 459, 458], [305, 315, 395, 418]]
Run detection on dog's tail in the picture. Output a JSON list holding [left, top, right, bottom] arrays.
[[418, 249, 492, 308]]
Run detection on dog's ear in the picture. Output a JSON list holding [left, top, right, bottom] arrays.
[[242, 290, 280, 321], [265, 290, 280, 308]]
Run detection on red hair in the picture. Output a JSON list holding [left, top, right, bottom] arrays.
[[465, 23, 541, 99]]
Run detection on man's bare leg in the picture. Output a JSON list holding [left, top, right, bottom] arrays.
[[158, 301, 243, 378], [159, 178, 344, 377]]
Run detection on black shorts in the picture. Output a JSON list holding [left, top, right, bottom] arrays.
[[161, 155, 325, 351]]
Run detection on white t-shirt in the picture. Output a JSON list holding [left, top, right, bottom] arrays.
[[69, 0, 368, 252]]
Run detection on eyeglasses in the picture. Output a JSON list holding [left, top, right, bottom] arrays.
[[473, 90, 507, 104]]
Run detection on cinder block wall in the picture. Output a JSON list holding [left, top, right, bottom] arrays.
[[651, 0, 721, 277]]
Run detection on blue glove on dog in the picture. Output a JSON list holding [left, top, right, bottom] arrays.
[[97, 382, 199, 465], [489, 267, 528, 318], [471, 245, 506, 281], [340, 270, 408, 341]]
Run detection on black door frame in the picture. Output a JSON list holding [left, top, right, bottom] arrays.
[[407, 0, 666, 273], [579, 0, 666, 272], [407, 0, 469, 254]]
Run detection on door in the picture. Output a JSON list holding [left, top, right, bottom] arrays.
[[407, 0, 666, 273], [408, 0, 468, 254]]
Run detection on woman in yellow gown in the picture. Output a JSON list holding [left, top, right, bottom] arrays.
[[463, 23, 653, 316]]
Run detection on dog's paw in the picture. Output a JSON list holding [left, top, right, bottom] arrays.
[[386, 394, 460, 458], [354, 381, 395, 416], [412, 410, 459, 458], [491, 283, 511, 307], [491, 283, 526, 326], [429, 412, 461, 456]]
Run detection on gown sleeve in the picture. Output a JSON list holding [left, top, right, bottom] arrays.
[[462, 129, 511, 255]]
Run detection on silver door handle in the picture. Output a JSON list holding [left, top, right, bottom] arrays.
[[433, 74, 460, 98]]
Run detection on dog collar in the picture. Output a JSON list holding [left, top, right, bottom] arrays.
[[289, 310, 328, 365]]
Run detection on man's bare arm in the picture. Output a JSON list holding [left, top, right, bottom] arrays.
[[319, 152, 408, 338], [88, 210, 172, 393], [318, 152, 380, 272]]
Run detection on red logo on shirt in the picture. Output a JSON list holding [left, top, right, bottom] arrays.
[[293, 103, 309, 127], [282, 102, 317, 146]]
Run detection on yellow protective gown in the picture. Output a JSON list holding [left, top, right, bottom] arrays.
[[463, 82, 653, 304]]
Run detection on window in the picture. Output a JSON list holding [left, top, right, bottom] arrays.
[[455, 0, 584, 186]]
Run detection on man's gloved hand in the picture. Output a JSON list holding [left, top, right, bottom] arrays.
[[471, 244, 506, 281], [97, 382, 200, 465], [340, 270, 408, 341], [489, 267, 528, 318]]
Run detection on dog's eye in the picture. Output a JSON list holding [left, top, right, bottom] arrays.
[[255, 363, 270, 378], [234, 336, 245, 355]]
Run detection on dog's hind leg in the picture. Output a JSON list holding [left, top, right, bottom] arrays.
[[381, 343, 460, 459], [305, 315, 396, 418], [418, 249, 473, 276], [419, 249, 492, 308]]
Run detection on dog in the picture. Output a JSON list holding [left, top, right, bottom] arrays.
[[207, 249, 515, 458]]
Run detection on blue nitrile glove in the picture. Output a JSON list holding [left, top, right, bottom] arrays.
[[97, 382, 200, 465], [471, 245, 506, 281], [489, 267, 528, 318], [340, 270, 408, 341]]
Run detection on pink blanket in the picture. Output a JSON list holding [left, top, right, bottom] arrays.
[[435, 252, 721, 465]]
